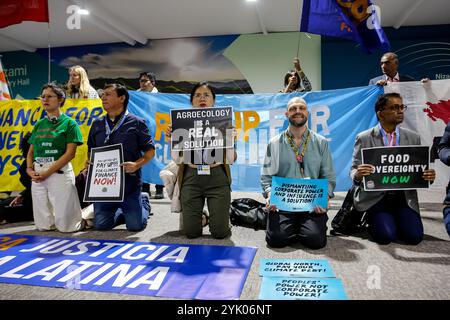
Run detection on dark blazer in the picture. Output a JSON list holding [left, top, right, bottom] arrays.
[[369, 74, 415, 85], [438, 122, 450, 205], [350, 125, 422, 213]]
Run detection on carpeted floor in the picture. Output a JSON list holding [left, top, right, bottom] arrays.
[[0, 188, 448, 300]]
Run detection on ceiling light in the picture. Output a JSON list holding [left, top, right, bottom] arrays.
[[246, 0, 258, 2], [77, 8, 90, 15]]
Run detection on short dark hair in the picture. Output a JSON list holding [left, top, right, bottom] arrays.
[[190, 82, 216, 105], [139, 72, 156, 84], [284, 70, 300, 90], [20, 132, 32, 158], [375, 92, 402, 118], [41, 82, 66, 107], [104, 83, 129, 108]]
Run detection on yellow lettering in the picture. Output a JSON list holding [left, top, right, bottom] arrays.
[[0, 238, 28, 250], [155, 112, 170, 142], [242, 111, 260, 142]]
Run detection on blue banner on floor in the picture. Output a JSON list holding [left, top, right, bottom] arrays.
[[259, 277, 347, 300], [0, 234, 257, 300]]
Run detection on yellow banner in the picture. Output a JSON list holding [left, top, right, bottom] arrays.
[[0, 99, 104, 192]]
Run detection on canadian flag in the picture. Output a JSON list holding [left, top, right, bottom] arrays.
[[0, 58, 11, 100], [0, 0, 49, 29]]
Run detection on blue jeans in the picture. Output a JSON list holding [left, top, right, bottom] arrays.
[[444, 206, 450, 236], [94, 188, 148, 231], [367, 194, 423, 245]]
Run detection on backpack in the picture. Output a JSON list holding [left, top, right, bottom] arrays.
[[331, 186, 367, 235], [229, 198, 268, 231]]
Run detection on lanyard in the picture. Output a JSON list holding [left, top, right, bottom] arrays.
[[104, 110, 128, 144], [378, 123, 400, 146], [285, 129, 310, 172]]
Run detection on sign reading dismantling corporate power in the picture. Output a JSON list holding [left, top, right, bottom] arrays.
[[0, 234, 257, 300], [259, 259, 335, 278], [259, 277, 347, 300], [84, 144, 124, 202], [170, 106, 233, 152], [269, 177, 328, 212], [361, 145, 430, 191]]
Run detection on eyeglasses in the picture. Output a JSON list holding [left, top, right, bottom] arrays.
[[383, 104, 408, 112], [193, 93, 212, 99], [139, 79, 149, 83], [40, 95, 58, 100]]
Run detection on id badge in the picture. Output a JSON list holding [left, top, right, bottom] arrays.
[[197, 165, 211, 175]]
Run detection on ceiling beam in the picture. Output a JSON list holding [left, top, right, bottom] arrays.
[[393, 0, 425, 29], [254, 1, 268, 35], [70, 0, 147, 45], [0, 33, 36, 52], [81, 14, 137, 46]]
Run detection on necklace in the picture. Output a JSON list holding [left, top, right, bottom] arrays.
[[286, 129, 310, 163]]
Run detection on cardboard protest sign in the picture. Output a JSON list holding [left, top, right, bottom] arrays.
[[259, 277, 347, 300], [361, 146, 430, 191], [260, 259, 335, 278], [269, 176, 328, 212], [170, 106, 233, 152], [84, 144, 124, 202]]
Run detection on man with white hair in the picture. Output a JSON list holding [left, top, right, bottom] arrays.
[[261, 97, 336, 249]]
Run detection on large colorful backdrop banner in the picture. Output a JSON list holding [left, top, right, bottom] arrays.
[[1, 81, 448, 192], [0, 234, 256, 299]]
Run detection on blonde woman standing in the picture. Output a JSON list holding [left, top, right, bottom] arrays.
[[66, 65, 99, 99]]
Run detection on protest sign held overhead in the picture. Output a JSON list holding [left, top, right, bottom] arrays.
[[362, 146, 430, 191], [170, 106, 233, 152], [84, 144, 124, 202], [270, 177, 328, 212]]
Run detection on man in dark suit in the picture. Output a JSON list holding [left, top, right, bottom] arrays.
[[350, 93, 436, 245], [438, 122, 450, 236], [369, 52, 415, 85]]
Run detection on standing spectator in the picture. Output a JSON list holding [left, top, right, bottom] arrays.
[[369, 52, 415, 85], [280, 58, 312, 93], [137, 71, 158, 93], [261, 97, 335, 249], [87, 84, 155, 231], [27, 83, 84, 232], [66, 65, 99, 99], [137, 71, 164, 199], [438, 122, 450, 236], [350, 93, 436, 245]]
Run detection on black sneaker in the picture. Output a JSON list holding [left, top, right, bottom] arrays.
[[154, 189, 164, 199]]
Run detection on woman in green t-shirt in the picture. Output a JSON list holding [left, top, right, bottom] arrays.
[[27, 83, 85, 232]]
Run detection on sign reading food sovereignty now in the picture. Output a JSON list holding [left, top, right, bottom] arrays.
[[361, 146, 429, 191], [170, 106, 233, 151]]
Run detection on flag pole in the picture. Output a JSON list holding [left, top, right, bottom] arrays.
[[47, 22, 51, 83]]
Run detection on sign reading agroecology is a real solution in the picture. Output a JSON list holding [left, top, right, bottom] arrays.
[[170, 107, 233, 152]]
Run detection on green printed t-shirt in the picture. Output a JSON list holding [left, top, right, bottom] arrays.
[[29, 113, 83, 162]]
